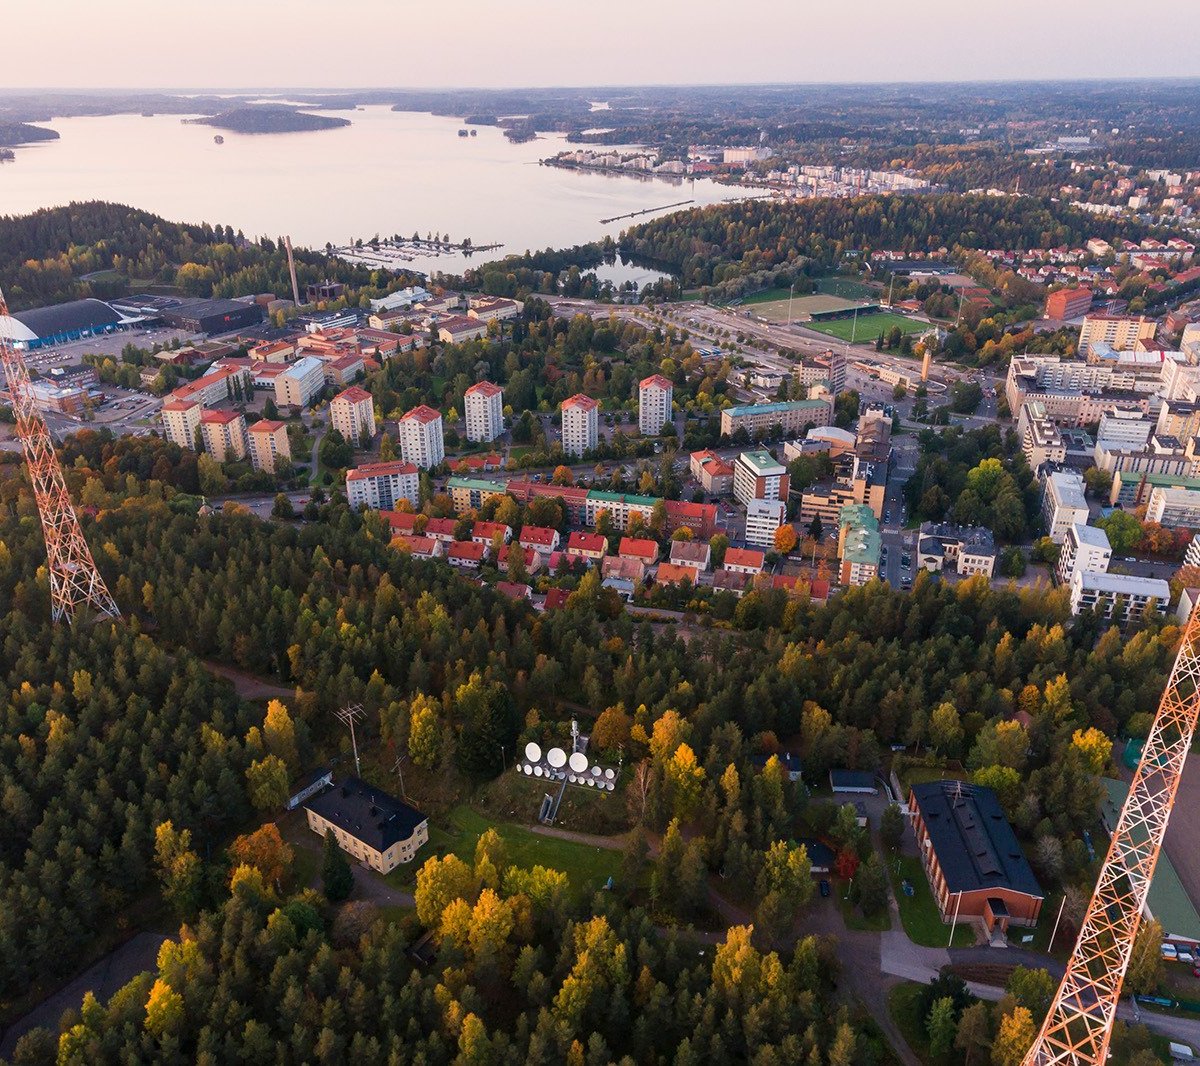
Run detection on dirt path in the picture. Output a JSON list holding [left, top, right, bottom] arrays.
[[0, 931, 169, 1059], [203, 661, 295, 702]]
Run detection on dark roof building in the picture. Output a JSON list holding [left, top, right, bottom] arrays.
[[908, 780, 1044, 938], [303, 776, 428, 873], [160, 298, 265, 335], [0, 298, 127, 349], [830, 769, 877, 793]]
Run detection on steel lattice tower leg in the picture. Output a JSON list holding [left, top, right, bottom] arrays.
[[0, 287, 120, 624], [1025, 605, 1200, 1065]]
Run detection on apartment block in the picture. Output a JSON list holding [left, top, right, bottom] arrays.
[[1042, 470, 1090, 543], [1145, 485, 1200, 527], [720, 398, 832, 438], [398, 405, 445, 469], [248, 419, 290, 473], [1069, 570, 1169, 623], [744, 498, 787, 548], [199, 409, 249, 462], [1078, 314, 1157, 358], [690, 450, 734, 495], [1018, 402, 1066, 471], [161, 398, 202, 449], [838, 504, 881, 586], [275, 356, 327, 408], [464, 381, 504, 443], [346, 460, 420, 510], [1044, 286, 1093, 320], [1057, 523, 1111, 584], [561, 394, 599, 458], [733, 450, 790, 505], [330, 386, 376, 444], [638, 374, 674, 435]]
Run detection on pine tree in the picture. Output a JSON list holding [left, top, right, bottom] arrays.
[[321, 829, 354, 902]]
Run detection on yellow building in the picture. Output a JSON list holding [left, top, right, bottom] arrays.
[[303, 776, 428, 874], [248, 419, 291, 473], [199, 409, 249, 463]]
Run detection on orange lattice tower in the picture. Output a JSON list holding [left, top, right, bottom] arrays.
[[0, 287, 120, 623], [1025, 605, 1200, 1065]]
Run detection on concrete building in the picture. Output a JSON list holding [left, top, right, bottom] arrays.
[[168, 364, 253, 410], [908, 781, 1044, 937], [161, 398, 202, 449], [744, 498, 787, 548], [346, 460, 420, 511], [275, 356, 326, 408], [561, 394, 600, 458], [1018, 402, 1066, 471], [838, 504, 881, 586], [1145, 485, 1200, 528], [690, 450, 735, 495], [669, 540, 711, 572], [446, 477, 506, 514], [1057, 523, 1112, 584], [330, 386, 376, 445], [248, 419, 290, 473], [917, 523, 997, 578], [1042, 470, 1091, 543], [733, 450, 790, 505], [304, 776, 427, 874], [1078, 314, 1158, 358], [1069, 570, 1169, 623], [464, 381, 504, 443], [199, 409, 249, 463], [436, 315, 488, 343], [585, 490, 657, 532], [638, 374, 674, 435], [720, 398, 832, 439], [398, 405, 445, 469], [1044, 286, 1093, 320], [1096, 411, 1154, 452]]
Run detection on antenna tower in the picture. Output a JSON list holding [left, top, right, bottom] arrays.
[[1025, 605, 1200, 1065], [0, 287, 120, 624]]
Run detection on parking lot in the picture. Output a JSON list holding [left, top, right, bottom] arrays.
[[19, 326, 198, 375]]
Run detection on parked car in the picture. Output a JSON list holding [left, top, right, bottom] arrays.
[[1178, 950, 1196, 965], [1163, 942, 1179, 960], [819, 880, 831, 898]]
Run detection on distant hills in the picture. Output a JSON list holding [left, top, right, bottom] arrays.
[[187, 106, 351, 135], [0, 121, 59, 147]]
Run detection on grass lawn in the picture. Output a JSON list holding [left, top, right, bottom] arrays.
[[887, 982, 931, 1063], [385, 804, 620, 898], [815, 275, 878, 300], [740, 286, 794, 305], [807, 312, 928, 344], [891, 855, 975, 948], [895, 764, 966, 794], [1007, 890, 1064, 955], [837, 883, 892, 932]]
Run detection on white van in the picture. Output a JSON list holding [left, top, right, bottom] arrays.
[[1169, 1042, 1195, 1062], [1163, 942, 1179, 960]]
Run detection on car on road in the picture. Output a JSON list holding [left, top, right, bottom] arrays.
[[819, 880, 830, 898], [1179, 949, 1196, 965], [900, 554, 911, 570]]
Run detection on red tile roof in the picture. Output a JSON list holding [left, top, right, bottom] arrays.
[[335, 386, 373, 404], [392, 534, 438, 556], [162, 398, 199, 412], [472, 521, 510, 541], [382, 511, 419, 533], [519, 526, 558, 548], [200, 409, 243, 425], [655, 562, 697, 585], [566, 531, 607, 554], [401, 404, 441, 424], [640, 374, 673, 390], [619, 536, 659, 561], [544, 587, 571, 610], [425, 517, 458, 538], [345, 460, 418, 481], [250, 419, 285, 433], [495, 581, 532, 600], [724, 547, 765, 570], [466, 380, 503, 397], [562, 393, 600, 411], [448, 540, 487, 561]]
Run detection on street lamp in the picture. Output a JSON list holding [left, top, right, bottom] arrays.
[[787, 281, 796, 327]]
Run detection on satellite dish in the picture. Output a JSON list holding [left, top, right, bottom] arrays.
[[604, 768, 615, 780], [569, 752, 588, 773], [525, 741, 542, 763], [547, 747, 567, 768]]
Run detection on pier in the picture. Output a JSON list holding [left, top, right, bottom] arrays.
[[599, 200, 694, 225]]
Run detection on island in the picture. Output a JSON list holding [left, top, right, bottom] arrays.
[[0, 121, 59, 147], [186, 105, 351, 135]]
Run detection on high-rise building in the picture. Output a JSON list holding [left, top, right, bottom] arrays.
[[638, 374, 673, 435], [1044, 286, 1093, 320], [274, 356, 326, 408], [464, 381, 504, 443], [248, 419, 291, 473], [162, 398, 202, 449], [1057, 523, 1112, 584], [398, 405, 444, 469], [732, 450, 790, 505], [744, 498, 787, 548], [346, 460, 420, 510], [200, 409, 250, 463], [330, 386, 376, 445], [1078, 314, 1158, 358], [561, 394, 599, 458]]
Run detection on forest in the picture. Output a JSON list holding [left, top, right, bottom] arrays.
[[0, 202, 418, 311], [0, 419, 1185, 1062]]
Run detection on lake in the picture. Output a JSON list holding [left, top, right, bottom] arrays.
[[0, 105, 751, 281]]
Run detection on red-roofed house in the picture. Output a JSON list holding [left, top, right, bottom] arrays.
[[495, 581, 533, 601], [543, 587, 571, 610], [664, 499, 717, 539], [723, 547, 765, 575], [519, 526, 560, 552], [471, 521, 512, 546], [382, 510, 421, 535], [602, 555, 645, 583], [669, 540, 712, 571], [447, 540, 488, 568], [566, 530, 607, 562], [619, 537, 660, 565], [655, 562, 697, 586], [712, 569, 750, 597], [424, 517, 458, 543], [392, 535, 443, 560]]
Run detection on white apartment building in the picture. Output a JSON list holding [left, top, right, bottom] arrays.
[[733, 450, 789, 505], [1186, 533, 1200, 569], [161, 398, 202, 449], [1078, 314, 1157, 358], [167, 364, 253, 410], [1018, 402, 1066, 470], [330, 386, 376, 444], [248, 420, 290, 473], [1145, 485, 1200, 528], [638, 374, 674, 435], [1042, 470, 1090, 543], [275, 356, 326, 408], [744, 498, 787, 548], [1069, 570, 1169, 623], [1056, 523, 1111, 584], [1096, 411, 1154, 452], [561, 394, 599, 458], [464, 381, 504, 443], [398, 405, 444, 469], [345, 460, 420, 510], [199, 409, 250, 463]]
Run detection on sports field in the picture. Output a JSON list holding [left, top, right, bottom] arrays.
[[806, 312, 928, 344], [751, 293, 860, 323], [814, 275, 877, 300]]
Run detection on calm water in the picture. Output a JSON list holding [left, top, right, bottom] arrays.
[[0, 105, 749, 280]]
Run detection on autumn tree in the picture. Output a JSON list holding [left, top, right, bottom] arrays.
[[228, 823, 294, 889], [773, 524, 798, 554], [321, 829, 354, 902], [408, 694, 442, 769], [154, 821, 202, 919]]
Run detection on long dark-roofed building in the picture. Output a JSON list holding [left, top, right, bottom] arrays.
[[303, 775, 428, 873], [908, 780, 1043, 938], [159, 298, 264, 335], [0, 298, 128, 350]]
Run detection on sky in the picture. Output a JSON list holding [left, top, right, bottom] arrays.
[[6, 0, 1199, 90]]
